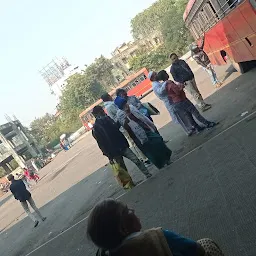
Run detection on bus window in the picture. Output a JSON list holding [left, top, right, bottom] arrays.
[[143, 74, 147, 79], [197, 14, 206, 33], [193, 19, 202, 36], [139, 75, 145, 82], [210, 0, 225, 19], [190, 24, 199, 39]]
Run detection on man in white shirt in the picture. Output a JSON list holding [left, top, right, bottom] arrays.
[[101, 93, 119, 122], [101, 93, 150, 166]]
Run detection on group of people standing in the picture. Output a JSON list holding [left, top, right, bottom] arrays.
[[150, 39, 220, 136], [92, 38, 220, 188], [92, 88, 172, 185]]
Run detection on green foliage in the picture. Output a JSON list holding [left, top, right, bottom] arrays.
[[160, 0, 193, 55], [131, 0, 175, 40], [129, 46, 169, 72], [31, 56, 117, 147], [130, 0, 193, 69]]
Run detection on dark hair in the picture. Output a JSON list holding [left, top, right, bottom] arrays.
[[169, 53, 177, 59], [116, 88, 126, 97], [92, 105, 104, 117], [7, 174, 14, 181], [87, 199, 126, 250], [101, 93, 111, 102], [157, 70, 169, 81]]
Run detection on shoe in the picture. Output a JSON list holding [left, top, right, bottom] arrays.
[[34, 220, 39, 228], [144, 160, 152, 168], [166, 159, 172, 166], [42, 217, 47, 222], [201, 104, 212, 112], [146, 173, 152, 179], [206, 122, 219, 128], [215, 82, 222, 88]]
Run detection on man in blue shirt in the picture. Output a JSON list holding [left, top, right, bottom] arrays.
[[8, 174, 46, 227], [170, 53, 211, 112]]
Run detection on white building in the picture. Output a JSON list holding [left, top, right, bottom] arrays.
[[40, 58, 85, 103]]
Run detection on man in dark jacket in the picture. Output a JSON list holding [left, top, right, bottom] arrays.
[[92, 106, 151, 178], [8, 174, 46, 227], [170, 53, 211, 112]]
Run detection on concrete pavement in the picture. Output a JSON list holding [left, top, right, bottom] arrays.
[[1, 63, 256, 256]]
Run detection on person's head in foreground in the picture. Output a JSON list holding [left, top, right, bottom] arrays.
[[101, 93, 113, 102], [87, 199, 225, 256], [92, 106, 106, 118], [7, 174, 15, 182], [116, 89, 128, 99], [157, 70, 169, 82], [87, 199, 141, 250], [114, 96, 130, 113], [148, 71, 158, 82], [169, 53, 179, 64]]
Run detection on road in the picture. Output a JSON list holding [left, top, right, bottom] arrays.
[[1, 61, 256, 256]]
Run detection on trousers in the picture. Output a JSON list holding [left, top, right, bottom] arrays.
[[174, 99, 210, 127], [20, 196, 44, 223], [114, 148, 150, 178], [185, 78, 206, 108], [203, 64, 220, 85]]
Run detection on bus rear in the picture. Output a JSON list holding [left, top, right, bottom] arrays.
[[184, 0, 256, 73]]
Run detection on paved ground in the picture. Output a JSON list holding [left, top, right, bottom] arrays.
[[1, 61, 256, 256]]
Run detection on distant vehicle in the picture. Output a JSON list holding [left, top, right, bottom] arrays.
[[183, 0, 256, 73], [79, 68, 152, 130]]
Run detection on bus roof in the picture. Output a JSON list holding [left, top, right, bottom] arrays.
[[183, 0, 195, 21], [79, 67, 148, 118]]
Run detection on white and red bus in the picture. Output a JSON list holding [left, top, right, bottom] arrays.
[[183, 0, 256, 73], [79, 68, 152, 130]]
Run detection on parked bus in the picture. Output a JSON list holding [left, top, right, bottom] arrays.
[[79, 68, 151, 130], [183, 0, 256, 73]]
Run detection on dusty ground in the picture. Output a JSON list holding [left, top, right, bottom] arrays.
[[1, 61, 256, 256]]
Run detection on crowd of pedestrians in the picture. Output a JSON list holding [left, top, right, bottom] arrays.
[[92, 48, 219, 189]]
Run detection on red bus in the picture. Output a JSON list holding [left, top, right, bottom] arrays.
[[79, 68, 151, 130], [183, 0, 256, 73]]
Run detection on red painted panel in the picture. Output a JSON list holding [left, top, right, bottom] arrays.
[[127, 78, 151, 97], [240, 1, 256, 32], [186, 0, 256, 64]]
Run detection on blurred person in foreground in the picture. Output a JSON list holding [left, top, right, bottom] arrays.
[[115, 96, 172, 169], [8, 174, 46, 228], [169, 53, 211, 112], [92, 105, 152, 179], [87, 199, 224, 256]]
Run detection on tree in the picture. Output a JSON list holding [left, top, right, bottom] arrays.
[[130, 0, 192, 55], [131, 0, 175, 40], [160, 1, 193, 55], [129, 46, 169, 72], [30, 113, 58, 146]]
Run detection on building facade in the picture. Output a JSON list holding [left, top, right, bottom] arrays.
[[0, 118, 41, 178], [40, 57, 86, 102], [111, 33, 163, 71]]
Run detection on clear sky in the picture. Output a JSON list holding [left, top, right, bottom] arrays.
[[0, 0, 156, 126]]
